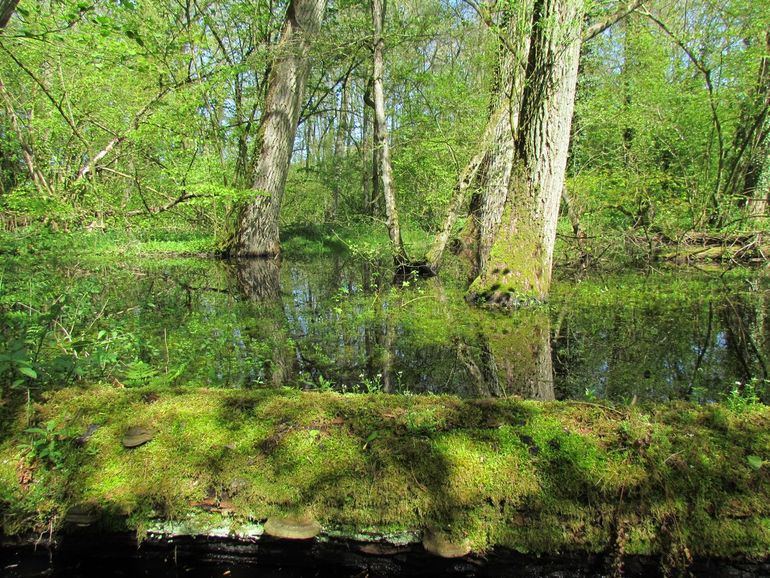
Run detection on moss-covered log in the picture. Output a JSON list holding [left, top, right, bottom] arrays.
[[2, 387, 770, 565]]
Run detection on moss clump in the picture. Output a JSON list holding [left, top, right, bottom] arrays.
[[1, 387, 770, 562]]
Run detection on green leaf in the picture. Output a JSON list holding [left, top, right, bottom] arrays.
[[18, 366, 37, 379], [747, 455, 764, 470], [363, 430, 380, 449]]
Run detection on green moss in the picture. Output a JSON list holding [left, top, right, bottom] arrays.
[[467, 203, 549, 306], [1, 387, 770, 560]]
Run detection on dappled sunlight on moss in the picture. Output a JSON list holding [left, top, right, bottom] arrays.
[[0, 386, 769, 560]]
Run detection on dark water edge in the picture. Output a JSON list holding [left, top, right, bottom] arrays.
[[3, 534, 769, 578]]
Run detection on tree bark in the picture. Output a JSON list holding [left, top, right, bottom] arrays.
[[719, 31, 770, 219], [423, 0, 644, 292], [744, 32, 770, 218], [371, 0, 408, 265], [425, 3, 532, 275], [0, 77, 52, 196], [232, 0, 327, 257], [468, 0, 585, 305], [361, 80, 372, 214], [331, 73, 350, 220], [0, 0, 18, 30]]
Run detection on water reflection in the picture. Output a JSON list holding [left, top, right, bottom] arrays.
[[4, 248, 767, 402], [223, 254, 769, 402]]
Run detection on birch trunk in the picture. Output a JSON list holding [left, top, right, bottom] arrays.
[[371, 0, 408, 265], [468, 0, 585, 305], [232, 0, 327, 257]]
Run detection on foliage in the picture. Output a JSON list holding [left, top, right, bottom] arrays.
[[18, 418, 76, 469]]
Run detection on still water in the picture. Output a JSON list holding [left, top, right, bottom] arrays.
[[3, 247, 768, 403]]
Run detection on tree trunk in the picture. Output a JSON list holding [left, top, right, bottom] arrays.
[[361, 81, 372, 214], [468, 0, 585, 306], [331, 73, 349, 220], [424, 103, 502, 272], [718, 30, 770, 219], [232, 0, 327, 257], [371, 0, 408, 265], [425, 4, 532, 275], [745, 32, 770, 218], [423, 0, 640, 298], [0, 0, 18, 30], [0, 77, 52, 196]]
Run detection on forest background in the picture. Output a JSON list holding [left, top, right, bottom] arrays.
[[0, 0, 767, 275]]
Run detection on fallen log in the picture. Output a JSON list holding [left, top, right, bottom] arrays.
[[1, 386, 769, 570]]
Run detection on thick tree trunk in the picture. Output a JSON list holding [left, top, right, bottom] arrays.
[[426, 4, 531, 275], [425, 0, 639, 297], [474, 18, 529, 277], [468, 0, 584, 306], [371, 0, 408, 265], [232, 0, 327, 257]]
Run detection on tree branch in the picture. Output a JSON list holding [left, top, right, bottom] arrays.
[[74, 77, 199, 183], [0, 41, 90, 149], [583, 0, 647, 42]]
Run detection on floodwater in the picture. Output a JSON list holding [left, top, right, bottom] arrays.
[[3, 245, 768, 403]]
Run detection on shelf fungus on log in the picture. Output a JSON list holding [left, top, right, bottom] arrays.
[[122, 426, 155, 449], [264, 515, 321, 540], [422, 530, 471, 558]]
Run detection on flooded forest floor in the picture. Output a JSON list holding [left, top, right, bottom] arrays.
[[1, 224, 770, 574]]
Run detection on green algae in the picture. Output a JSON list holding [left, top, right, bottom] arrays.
[[1, 387, 770, 562]]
